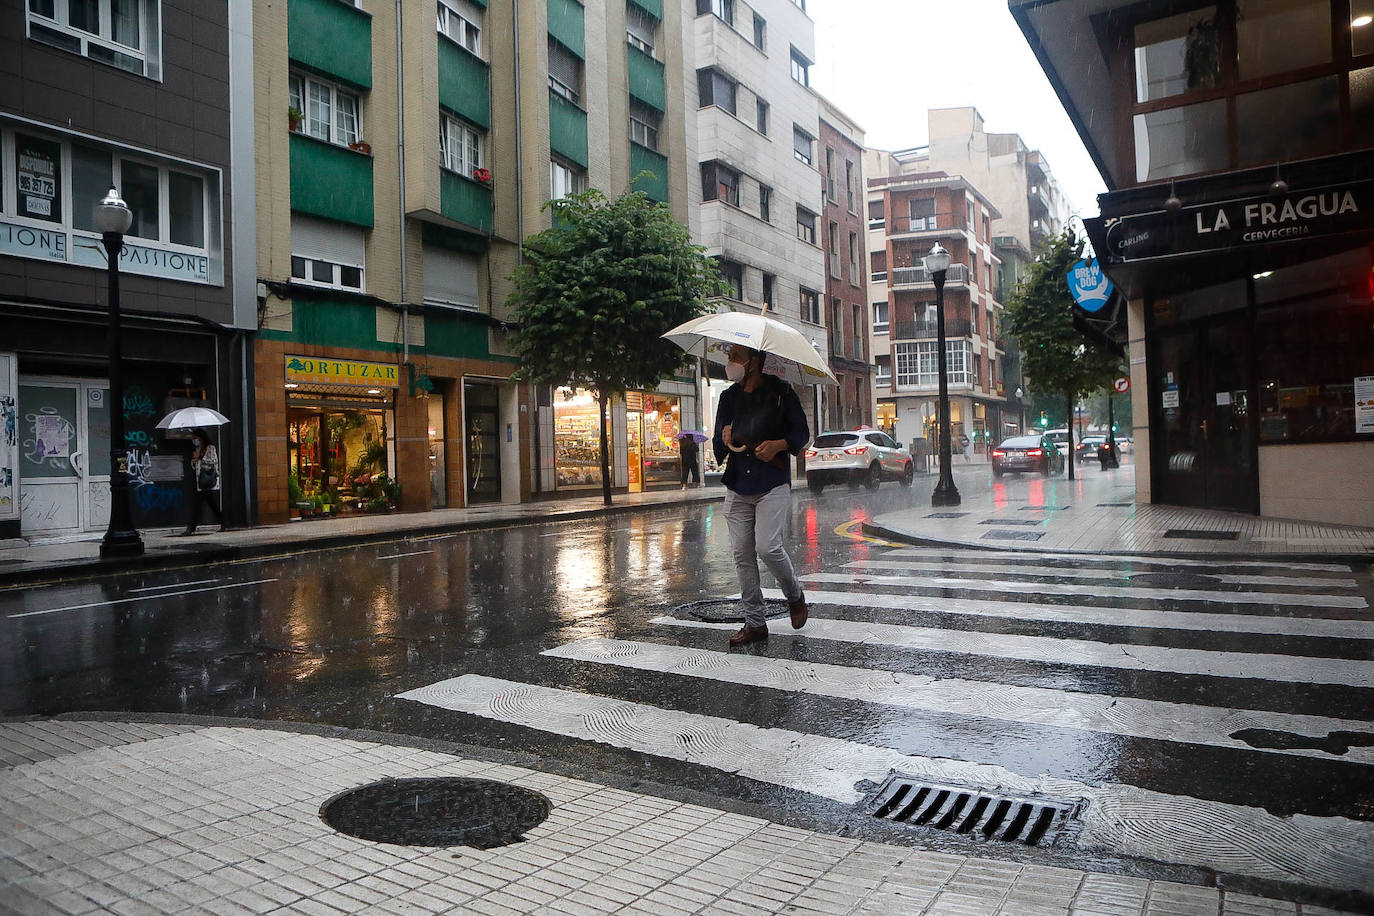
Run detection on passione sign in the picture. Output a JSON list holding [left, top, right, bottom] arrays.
[[1101, 180, 1370, 264]]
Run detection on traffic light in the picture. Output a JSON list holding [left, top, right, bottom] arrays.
[[1039, 412, 1048, 427]]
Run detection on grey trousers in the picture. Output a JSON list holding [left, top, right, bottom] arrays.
[[724, 484, 804, 628]]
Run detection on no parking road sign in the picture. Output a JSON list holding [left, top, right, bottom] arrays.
[[1114, 376, 1130, 394]]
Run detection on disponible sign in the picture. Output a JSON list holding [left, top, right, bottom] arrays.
[[285, 357, 400, 387], [1102, 180, 1371, 263]]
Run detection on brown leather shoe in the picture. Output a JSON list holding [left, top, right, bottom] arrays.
[[729, 624, 768, 646], [788, 595, 808, 629]]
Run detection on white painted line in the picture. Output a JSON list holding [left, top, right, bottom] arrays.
[[775, 586, 1374, 640], [127, 578, 221, 593], [543, 638, 1374, 764], [885, 546, 1353, 573], [649, 611, 1374, 687], [8, 579, 280, 619], [396, 674, 1374, 894], [377, 551, 433, 559], [803, 572, 1368, 609], [847, 560, 1358, 589]]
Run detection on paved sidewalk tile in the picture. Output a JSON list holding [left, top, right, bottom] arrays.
[[0, 722, 1359, 916]]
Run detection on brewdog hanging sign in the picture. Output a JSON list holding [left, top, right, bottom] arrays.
[[1102, 179, 1370, 264]]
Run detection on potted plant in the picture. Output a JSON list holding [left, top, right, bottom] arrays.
[[288, 106, 303, 132], [348, 140, 372, 155], [472, 167, 492, 186], [310, 492, 324, 517]]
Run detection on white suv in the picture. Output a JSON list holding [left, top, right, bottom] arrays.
[[804, 428, 914, 494]]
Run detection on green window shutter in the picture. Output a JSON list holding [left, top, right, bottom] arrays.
[[438, 38, 491, 128], [546, 0, 585, 58], [549, 91, 589, 167], [627, 45, 665, 111], [628, 0, 662, 18], [289, 134, 375, 227], [288, 0, 372, 89]]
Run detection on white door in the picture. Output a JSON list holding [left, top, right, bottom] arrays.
[[18, 378, 110, 535]]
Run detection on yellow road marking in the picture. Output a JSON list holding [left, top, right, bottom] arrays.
[[833, 519, 906, 547]]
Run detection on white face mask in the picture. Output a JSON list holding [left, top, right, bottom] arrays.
[[725, 361, 746, 382]]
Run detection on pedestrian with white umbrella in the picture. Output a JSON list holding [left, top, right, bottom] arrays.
[[156, 406, 230, 535], [662, 310, 833, 647]]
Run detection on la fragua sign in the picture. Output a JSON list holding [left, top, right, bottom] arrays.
[[1102, 179, 1370, 264], [284, 356, 399, 387]]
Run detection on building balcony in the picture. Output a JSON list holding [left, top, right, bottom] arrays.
[[549, 90, 589, 168], [289, 133, 374, 227], [892, 318, 973, 340], [439, 169, 493, 235], [630, 142, 668, 202], [1028, 184, 1050, 216], [627, 45, 665, 112], [885, 215, 963, 239], [439, 37, 490, 128], [890, 264, 970, 289]]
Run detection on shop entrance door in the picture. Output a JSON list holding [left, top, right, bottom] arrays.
[[17, 378, 111, 535], [1153, 315, 1257, 513], [464, 383, 501, 504]]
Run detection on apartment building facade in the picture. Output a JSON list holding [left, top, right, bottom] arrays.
[[252, 0, 699, 523], [818, 96, 871, 431], [1014, 0, 1374, 525], [893, 108, 1074, 440], [1, 0, 255, 540], [864, 156, 1005, 453], [693, 0, 829, 437]]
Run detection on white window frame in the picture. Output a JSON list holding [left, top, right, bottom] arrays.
[[437, 0, 482, 56], [896, 340, 970, 388], [290, 217, 365, 293], [875, 356, 891, 385], [291, 253, 364, 292], [800, 287, 820, 324], [872, 301, 889, 334], [626, 3, 657, 56], [290, 72, 362, 148], [792, 125, 814, 165], [26, 0, 160, 79], [1, 125, 218, 284], [628, 100, 660, 152], [548, 39, 583, 105], [440, 113, 484, 177], [551, 157, 587, 201], [790, 47, 810, 86]]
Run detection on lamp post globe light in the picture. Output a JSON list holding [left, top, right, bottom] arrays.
[[94, 186, 144, 558], [925, 242, 959, 507]]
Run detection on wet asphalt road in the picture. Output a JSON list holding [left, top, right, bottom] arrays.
[[2, 464, 1372, 907]]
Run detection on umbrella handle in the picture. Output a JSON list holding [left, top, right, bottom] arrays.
[[727, 441, 748, 453]]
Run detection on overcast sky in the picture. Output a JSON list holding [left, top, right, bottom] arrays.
[[807, 0, 1109, 219]]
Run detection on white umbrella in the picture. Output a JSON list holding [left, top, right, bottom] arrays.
[[156, 406, 230, 430], [662, 311, 838, 385]]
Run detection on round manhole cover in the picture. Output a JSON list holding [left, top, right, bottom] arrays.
[[1128, 572, 1222, 588], [320, 777, 550, 848], [668, 597, 791, 623]]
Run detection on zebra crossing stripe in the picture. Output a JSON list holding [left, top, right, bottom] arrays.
[[648, 610, 1374, 687], [885, 547, 1354, 573], [542, 637, 1374, 765], [395, 674, 1374, 895], [801, 572, 1367, 609], [846, 560, 1359, 590], [764, 585, 1374, 640]]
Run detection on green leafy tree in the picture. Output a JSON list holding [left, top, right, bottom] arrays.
[[1000, 227, 1121, 477], [508, 187, 727, 505]]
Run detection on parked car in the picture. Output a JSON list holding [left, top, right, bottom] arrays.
[[990, 434, 1065, 477], [804, 428, 914, 493]]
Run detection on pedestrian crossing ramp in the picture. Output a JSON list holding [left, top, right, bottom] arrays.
[[396, 546, 1374, 899]]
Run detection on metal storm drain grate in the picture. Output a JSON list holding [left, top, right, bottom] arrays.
[[925, 512, 970, 519], [669, 597, 790, 623], [1129, 572, 1223, 588], [320, 777, 550, 848], [982, 530, 1044, 541], [1019, 506, 1070, 511], [1163, 529, 1240, 540], [979, 518, 1043, 526], [864, 775, 1081, 847], [1096, 502, 1134, 507]]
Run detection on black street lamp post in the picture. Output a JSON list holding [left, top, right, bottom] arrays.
[[926, 243, 960, 507], [95, 187, 144, 559]]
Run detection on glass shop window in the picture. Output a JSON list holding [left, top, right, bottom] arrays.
[[1236, 0, 1331, 82], [1133, 7, 1219, 103], [1254, 246, 1374, 444]]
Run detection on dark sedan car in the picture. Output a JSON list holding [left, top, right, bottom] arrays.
[[991, 434, 1065, 477]]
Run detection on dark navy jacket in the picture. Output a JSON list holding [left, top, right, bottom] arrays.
[[712, 374, 810, 495]]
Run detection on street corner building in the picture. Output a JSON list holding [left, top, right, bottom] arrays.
[[254, 0, 705, 522], [0, 0, 255, 542], [1013, 0, 1374, 527]]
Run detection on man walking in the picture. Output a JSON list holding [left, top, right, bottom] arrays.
[[713, 345, 810, 646]]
